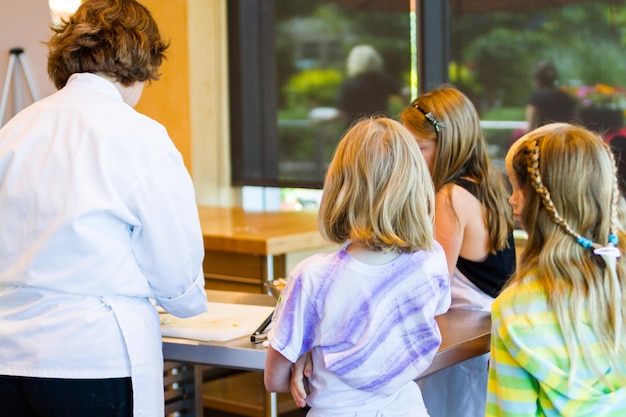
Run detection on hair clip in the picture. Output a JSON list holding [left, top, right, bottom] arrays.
[[412, 103, 446, 132], [593, 246, 621, 258]]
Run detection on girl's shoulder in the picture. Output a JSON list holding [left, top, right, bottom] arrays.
[[427, 239, 448, 263], [437, 179, 485, 228], [441, 179, 482, 205], [291, 248, 344, 275], [453, 177, 480, 198], [493, 274, 548, 316]]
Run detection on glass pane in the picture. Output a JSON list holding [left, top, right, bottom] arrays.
[[449, 0, 626, 167], [274, 0, 414, 185]]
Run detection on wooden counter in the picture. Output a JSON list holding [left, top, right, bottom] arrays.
[[421, 308, 491, 379], [198, 206, 333, 293], [199, 206, 328, 255]]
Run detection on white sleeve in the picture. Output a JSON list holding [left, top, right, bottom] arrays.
[[127, 151, 207, 318]]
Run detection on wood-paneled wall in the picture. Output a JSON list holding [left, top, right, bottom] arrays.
[[135, 0, 236, 206], [135, 0, 191, 170]]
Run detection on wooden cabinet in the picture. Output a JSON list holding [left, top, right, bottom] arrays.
[[202, 371, 301, 416], [203, 251, 286, 293]]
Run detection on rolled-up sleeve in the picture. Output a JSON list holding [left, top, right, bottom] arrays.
[[127, 151, 208, 318]]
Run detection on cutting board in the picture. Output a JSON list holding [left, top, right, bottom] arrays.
[[160, 302, 275, 342]]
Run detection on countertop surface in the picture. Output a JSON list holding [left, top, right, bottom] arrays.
[[198, 206, 329, 255]]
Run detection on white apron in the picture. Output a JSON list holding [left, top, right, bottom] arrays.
[[103, 295, 164, 417]]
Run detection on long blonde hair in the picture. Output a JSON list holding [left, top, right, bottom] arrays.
[[508, 123, 626, 386], [319, 117, 435, 253], [400, 86, 513, 253]]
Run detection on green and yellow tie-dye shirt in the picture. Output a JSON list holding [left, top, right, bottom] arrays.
[[487, 276, 626, 417]]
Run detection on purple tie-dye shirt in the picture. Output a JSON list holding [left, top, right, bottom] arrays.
[[268, 241, 450, 412]]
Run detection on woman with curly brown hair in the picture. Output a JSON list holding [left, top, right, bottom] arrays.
[[0, 1, 208, 416]]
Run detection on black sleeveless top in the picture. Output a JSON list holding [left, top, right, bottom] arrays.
[[454, 179, 516, 298]]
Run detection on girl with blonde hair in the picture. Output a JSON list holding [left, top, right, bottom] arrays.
[[400, 86, 516, 417], [488, 123, 626, 415], [265, 117, 450, 416]]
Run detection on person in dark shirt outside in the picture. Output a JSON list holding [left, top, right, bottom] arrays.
[[525, 60, 577, 130]]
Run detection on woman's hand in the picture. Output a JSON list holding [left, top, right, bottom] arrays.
[[290, 351, 313, 407]]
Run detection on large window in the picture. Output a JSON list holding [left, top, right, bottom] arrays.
[[230, 0, 626, 192], [228, 0, 418, 189]]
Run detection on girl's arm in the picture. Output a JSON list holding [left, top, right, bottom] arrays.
[[264, 345, 295, 393], [435, 183, 489, 276], [434, 185, 465, 276], [290, 351, 313, 408]]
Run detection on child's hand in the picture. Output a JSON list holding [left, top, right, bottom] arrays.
[[290, 351, 313, 407]]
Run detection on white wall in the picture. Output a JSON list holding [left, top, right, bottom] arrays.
[[0, 0, 57, 126]]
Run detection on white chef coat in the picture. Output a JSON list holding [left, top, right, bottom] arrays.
[[0, 73, 208, 417]]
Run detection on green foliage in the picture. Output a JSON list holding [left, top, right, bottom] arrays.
[[482, 106, 525, 121], [277, 125, 315, 161], [454, 3, 626, 110], [449, 62, 482, 96], [283, 68, 343, 108], [464, 28, 539, 107]]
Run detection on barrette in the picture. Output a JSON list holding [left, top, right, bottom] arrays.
[[412, 103, 446, 132]]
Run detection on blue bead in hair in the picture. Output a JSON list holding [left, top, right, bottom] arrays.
[[577, 236, 594, 248]]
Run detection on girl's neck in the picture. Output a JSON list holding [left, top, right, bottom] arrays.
[[346, 242, 401, 265]]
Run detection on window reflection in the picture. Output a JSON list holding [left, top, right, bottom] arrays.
[[272, 1, 626, 187], [275, 1, 414, 185], [450, 0, 626, 164]]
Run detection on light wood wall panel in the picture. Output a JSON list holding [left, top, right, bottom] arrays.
[[136, 0, 236, 206], [135, 0, 192, 172]]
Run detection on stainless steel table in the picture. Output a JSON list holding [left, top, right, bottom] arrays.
[[162, 290, 492, 417], [162, 290, 278, 416]]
